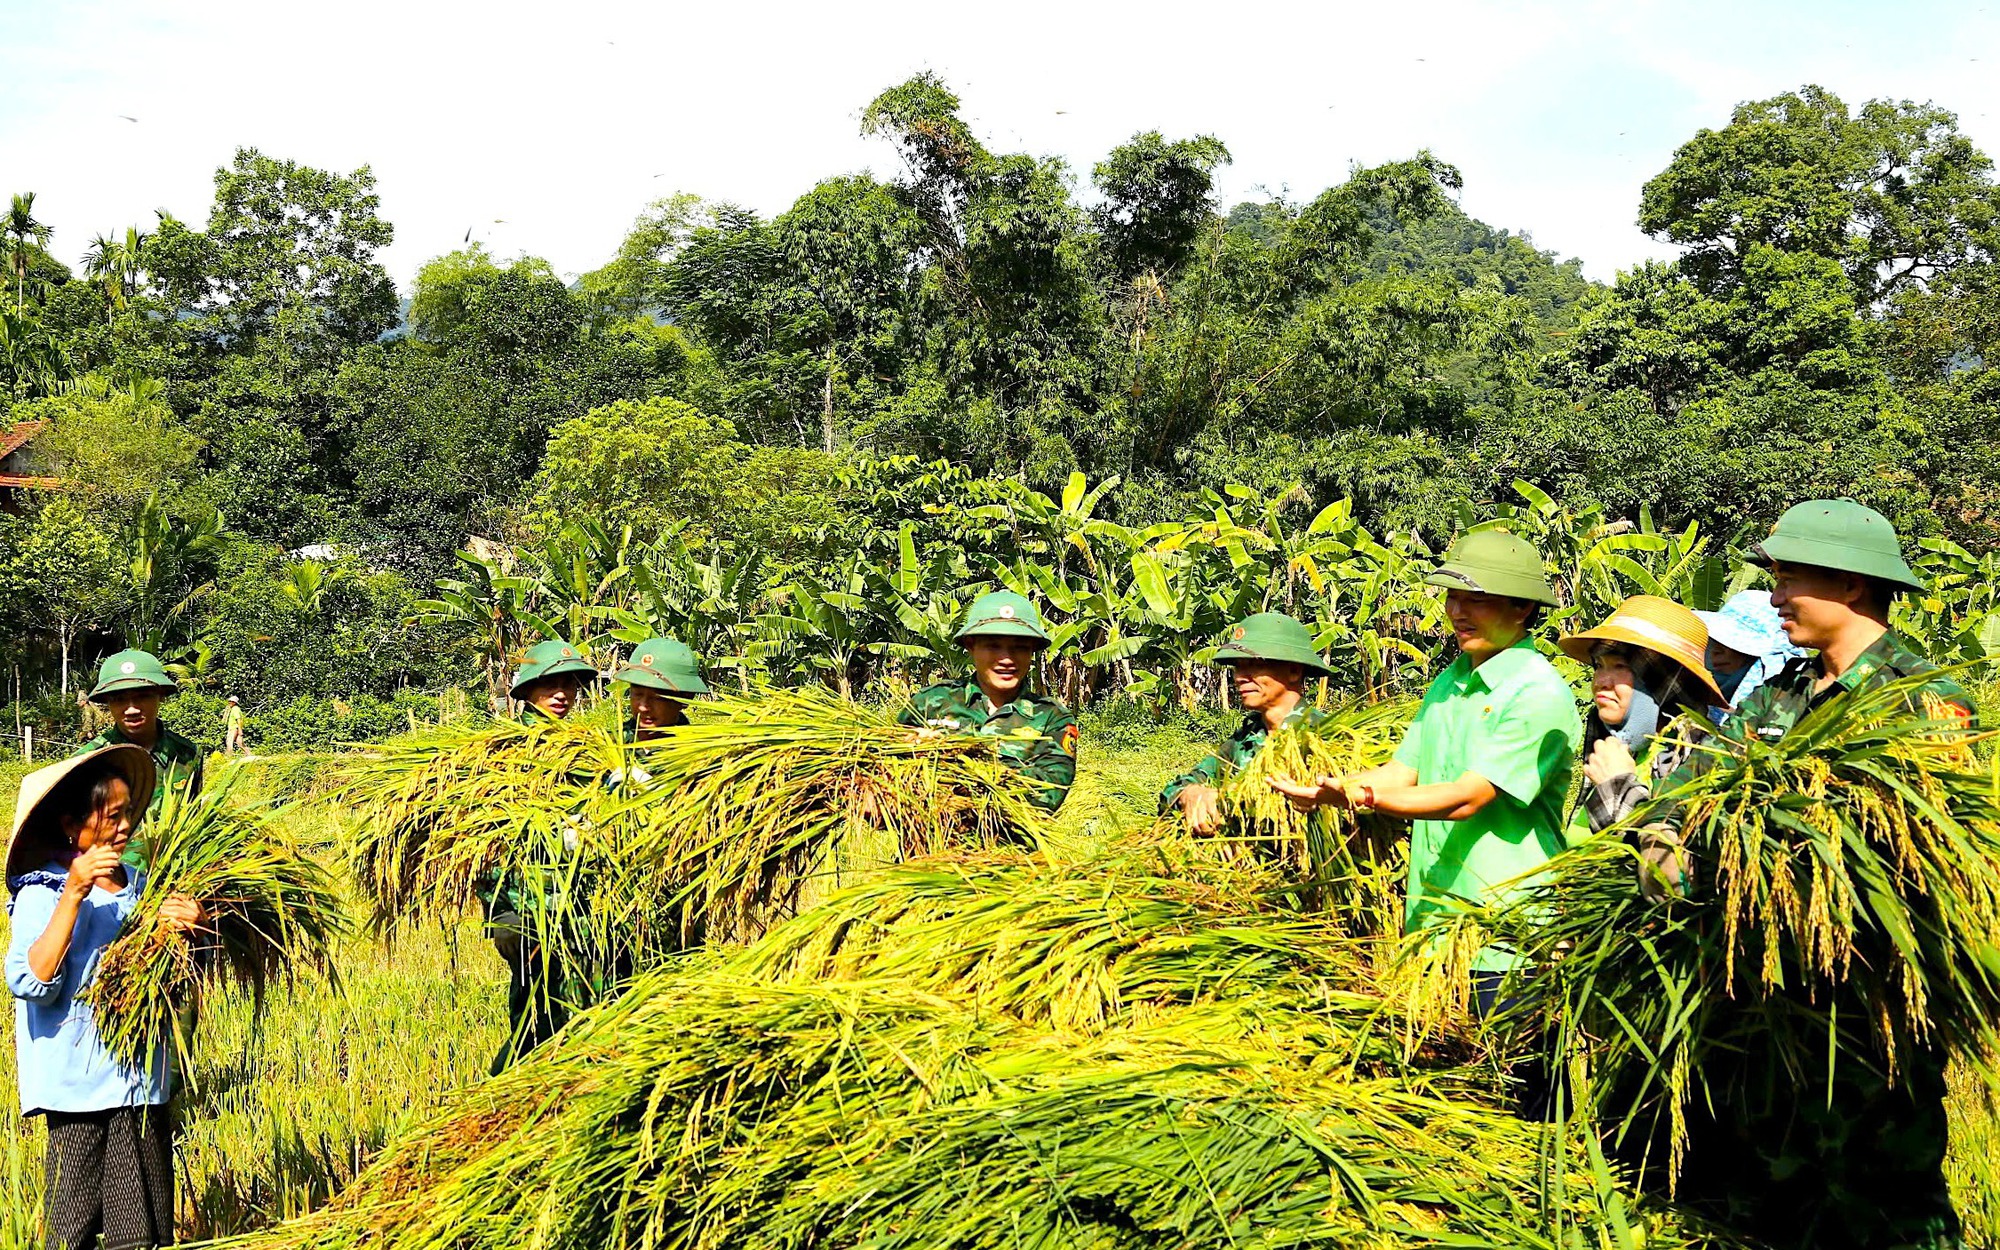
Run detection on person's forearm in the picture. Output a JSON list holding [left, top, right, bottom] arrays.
[[1369, 778, 1489, 822], [25, 892, 84, 983]]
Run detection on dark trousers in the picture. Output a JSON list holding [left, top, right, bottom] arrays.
[[41, 1106, 175, 1250], [1470, 970, 1563, 1122]]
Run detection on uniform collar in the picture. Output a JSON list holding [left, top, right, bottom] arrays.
[[1823, 630, 1919, 692], [1453, 636, 1542, 694], [962, 676, 1034, 716]]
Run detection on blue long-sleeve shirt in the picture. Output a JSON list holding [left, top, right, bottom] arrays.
[[6, 862, 170, 1115]]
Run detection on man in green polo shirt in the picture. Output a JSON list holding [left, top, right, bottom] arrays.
[[900, 591, 1079, 814], [75, 649, 206, 866], [1270, 530, 1579, 1004], [1160, 612, 1332, 833], [1638, 500, 1973, 1250]]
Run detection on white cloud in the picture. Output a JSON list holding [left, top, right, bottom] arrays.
[[3, 0, 1998, 287]]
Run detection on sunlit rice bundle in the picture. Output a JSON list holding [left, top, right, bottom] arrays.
[[218, 853, 1724, 1250], [86, 766, 348, 1071], [1203, 699, 1412, 928], [337, 715, 627, 931], [1489, 674, 2000, 1174], [606, 687, 1053, 941]]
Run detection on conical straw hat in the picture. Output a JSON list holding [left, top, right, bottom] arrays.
[[1558, 595, 1726, 707], [6, 744, 155, 882]]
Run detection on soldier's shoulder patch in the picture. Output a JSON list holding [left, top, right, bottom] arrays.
[[1060, 723, 1080, 757]]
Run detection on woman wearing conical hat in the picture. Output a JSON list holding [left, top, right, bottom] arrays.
[[7, 746, 205, 1250], [1557, 595, 1725, 840]]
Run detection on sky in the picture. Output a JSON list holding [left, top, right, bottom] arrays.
[[4, 0, 2000, 290]]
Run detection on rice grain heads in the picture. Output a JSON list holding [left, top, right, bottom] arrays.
[[87, 765, 348, 1072], [222, 846, 1732, 1250], [1489, 674, 2000, 1176]]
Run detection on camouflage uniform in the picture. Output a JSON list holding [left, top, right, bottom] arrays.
[[1658, 630, 1971, 1250], [75, 723, 204, 821], [899, 679, 1079, 814], [1158, 705, 1328, 813]]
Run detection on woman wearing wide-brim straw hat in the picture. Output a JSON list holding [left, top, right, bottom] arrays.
[[1558, 594, 1725, 840], [7, 744, 205, 1250]]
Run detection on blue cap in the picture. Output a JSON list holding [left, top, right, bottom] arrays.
[[1695, 591, 1793, 660]]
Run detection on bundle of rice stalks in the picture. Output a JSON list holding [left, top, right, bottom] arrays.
[[87, 766, 348, 1071], [605, 688, 1054, 940], [1166, 699, 1412, 932], [340, 690, 1050, 954], [223, 848, 1731, 1250], [1486, 674, 2000, 1175]]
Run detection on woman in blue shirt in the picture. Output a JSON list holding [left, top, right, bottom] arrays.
[[7, 744, 204, 1250]]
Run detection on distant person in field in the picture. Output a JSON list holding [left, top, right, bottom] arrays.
[[1695, 589, 1801, 718], [509, 640, 597, 721], [1159, 612, 1334, 834], [74, 651, 204, 869], [222, 696, 245, 756], [614, 638, 707, 743], [7, 745, 205, 1250], [1558, 595, 1724, 841], [900, 592, 1079, 814]]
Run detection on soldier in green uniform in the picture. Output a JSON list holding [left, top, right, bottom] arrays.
[[1158, 612, 1333, 833], [1640, 500, 1973, 1250], [485, 637, 602, 1071], [900, 591, 1079, 814], [74, 649, 205, 866], [509, 639, 597, 720], [613, 637, 708, 743]]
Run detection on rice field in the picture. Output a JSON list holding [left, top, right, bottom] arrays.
[[4, 727, 2000, 1246]]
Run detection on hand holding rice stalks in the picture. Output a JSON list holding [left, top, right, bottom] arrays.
[[1490, 674, 2000, 1174], [1168, 700, 1410, 931], [86, 766, 348, 1071]]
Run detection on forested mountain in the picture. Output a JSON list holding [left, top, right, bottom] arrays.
[[3, 77, 1998, 714]]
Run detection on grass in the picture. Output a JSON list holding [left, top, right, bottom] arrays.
[[0, 724, 1997, 1245]]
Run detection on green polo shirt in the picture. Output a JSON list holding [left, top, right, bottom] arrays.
[[1393, 637, 1579, 970]]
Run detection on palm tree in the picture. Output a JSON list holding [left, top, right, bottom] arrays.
[[5, 193, 53, 312], [82, 226, 145, 324]]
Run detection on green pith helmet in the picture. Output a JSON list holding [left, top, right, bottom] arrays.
[[614, 637, 709, 696], [1424, 529, 1558, 606], [509, 639, 598, 699], [88, 649, 178, 701], [1212, 612, 1333, 677], [1750, 499, 1924, 593], [954, 590, 1051, 647]]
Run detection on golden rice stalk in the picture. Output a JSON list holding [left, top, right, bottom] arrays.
[[86, 765, 348, 1073], [1487, 674, 2000, 1179], [215, 847, 1729, 1250]]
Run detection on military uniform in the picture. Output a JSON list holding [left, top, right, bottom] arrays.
[[900, 591, 1079, 814], [1158, 612, 1336, 814], [1650, 502, 1972, 1250], [486, 638, 605, 1072], [902, 678, 1079, 812], [73, 650, 205, 871]]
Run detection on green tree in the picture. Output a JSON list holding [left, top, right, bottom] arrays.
[[5, 192, 52, 311], [1091, 131, 1232, 280], [0, 498, 128, 694]]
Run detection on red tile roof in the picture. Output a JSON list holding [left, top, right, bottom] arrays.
[[0, 420, 46, 460]]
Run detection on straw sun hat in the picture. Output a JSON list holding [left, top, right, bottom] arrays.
[[1559, 595, 1727, 708], [5, 744, 155, 881]]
